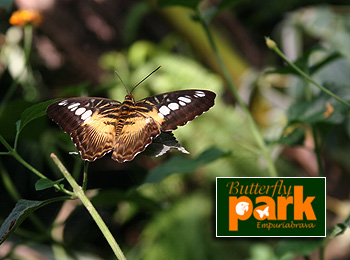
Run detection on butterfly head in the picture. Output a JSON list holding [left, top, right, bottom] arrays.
[[124, 94, 135, 102]]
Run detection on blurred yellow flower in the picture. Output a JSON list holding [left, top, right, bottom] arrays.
[[9, 10, 43, 27]]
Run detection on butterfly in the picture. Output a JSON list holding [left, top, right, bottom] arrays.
[[47, 89, 216, 163]]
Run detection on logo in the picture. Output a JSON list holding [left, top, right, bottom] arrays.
[[216, 177, 326, 237]]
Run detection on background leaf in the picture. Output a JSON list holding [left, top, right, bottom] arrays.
[[287, 85, 350, 125], [329, 214, 350, 238], [268, 126, 305, 146], [35, 178, 64, 191], [144, 147, 230, 184], [16, 99, 60, 134], [0, 198, 67, 245], [275, 238, 324, 258]]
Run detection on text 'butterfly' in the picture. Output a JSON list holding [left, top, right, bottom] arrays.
[[47, 70, 216, 163]]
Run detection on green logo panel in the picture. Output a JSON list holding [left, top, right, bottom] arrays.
[[216, 177, 326, 237]]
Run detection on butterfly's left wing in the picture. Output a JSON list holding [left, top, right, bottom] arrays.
[[47, 97, 121, 161], [135, 89, 216, 131]]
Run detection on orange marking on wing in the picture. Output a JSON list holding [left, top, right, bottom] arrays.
[[73, 111, 118, 161], [112, 115, 161, 163]]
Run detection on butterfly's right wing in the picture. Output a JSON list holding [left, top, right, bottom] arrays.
[[136, 89, 216, 131], [47, 97, 121, 161]]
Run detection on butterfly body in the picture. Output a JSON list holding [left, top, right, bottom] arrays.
[[47, 90, 216, 163]]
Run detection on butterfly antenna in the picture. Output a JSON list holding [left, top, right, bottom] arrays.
[[130, 66, 161, 94], [114, 70, 130, 94]]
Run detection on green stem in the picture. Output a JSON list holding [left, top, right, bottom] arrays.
[[312, 126, 324, 176], [319, 244, 325, 260], [0, 134, 74, 196], [305, 79, 324, 177], [82, 161, 89, 191], [50, 153, 127, 260], [0, 160, 21, 201], [196, 8, 278, 177], [0, 135, 45, 179], [266, 37, 350, 108], [23, 25, 33, 62]]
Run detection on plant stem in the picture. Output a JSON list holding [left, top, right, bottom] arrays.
[[196, 8, 277, 177], [0, 135, 46, 179], [82, 161, 89, 191], [0, 134, 74, 196], [23, 25, 33, 62], [266, 37, 350, 108], [50, 153, 127, 260], [319, 244, 325, 260], [312, 126, 324, 176], [0, 160, 21, 201]]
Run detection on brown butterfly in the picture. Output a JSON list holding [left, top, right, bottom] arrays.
[[47, 70, 216, 163]]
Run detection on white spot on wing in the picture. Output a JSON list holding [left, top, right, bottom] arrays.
[[195, 91, 206, 97], [83, 116, 91, 123], [75, 107, 86, 115], [145, 117, 151, 124], [168, 103, 179, 110], [159, 105, 171, 116], [158, 113, 165, 119], [179, 101, 186, 106], [153, 96, 159, 103], [58, 100, 68, 106], [81, 110, 92, 121], [178, 96, 191, 103], [68, 103, 80, 110]]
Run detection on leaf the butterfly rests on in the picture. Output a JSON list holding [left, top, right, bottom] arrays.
[[46, 89, 216, 163], [144, 131, 189, 157]]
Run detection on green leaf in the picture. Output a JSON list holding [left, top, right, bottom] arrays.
[[287, 85, 350, 125], [35, 178, 64, 191], [276, 238, 324, 258], [0, 197, 68, 245], [268, 126, 305, 146], [308, 52, 342, 75], [330, 223, 347, 238], [144, 147, 229, 184], [144, 131, 189, 157], [329, 214, 350, 238], [16, 99, 60, 134], [157, 0, 202, 9]]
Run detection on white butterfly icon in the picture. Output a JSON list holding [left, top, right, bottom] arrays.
[[256, 206, 269, 219]]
